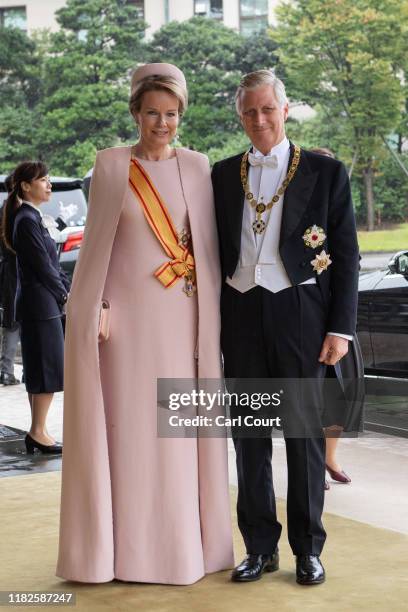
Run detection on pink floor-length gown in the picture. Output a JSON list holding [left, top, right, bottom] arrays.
[[57, 146, 234, 585], [98, 156, 225, 584]]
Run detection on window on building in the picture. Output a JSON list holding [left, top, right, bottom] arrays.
[[194, 0, 223, 20], [127, 0, 144, 20], [0, 6, 27, 30], [240, 0, 268, 35]]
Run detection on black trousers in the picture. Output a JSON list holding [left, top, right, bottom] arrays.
[[221, 284, 327, 556]]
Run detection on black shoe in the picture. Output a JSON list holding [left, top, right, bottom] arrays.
[[231, 550, 279, 582], [25, 433, 62, 455], [0, 372, 20, 385], [296, 554, 325, 585]]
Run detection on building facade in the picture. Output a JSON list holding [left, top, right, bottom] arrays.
[[0, 0, 279, 37]]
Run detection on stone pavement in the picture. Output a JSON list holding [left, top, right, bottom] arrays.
[[1, 363, 408, 535]]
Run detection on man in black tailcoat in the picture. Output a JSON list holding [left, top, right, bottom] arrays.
[[212, 70, 359, 586]]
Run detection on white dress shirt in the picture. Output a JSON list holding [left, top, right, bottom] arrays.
[[226, 138, 352, 341]]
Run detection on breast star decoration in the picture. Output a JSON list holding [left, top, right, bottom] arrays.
[[302, 224, 326, 249], [311, 250, 332, 275]]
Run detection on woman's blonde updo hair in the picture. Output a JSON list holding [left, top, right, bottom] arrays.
[[129, 75, 188, 119]]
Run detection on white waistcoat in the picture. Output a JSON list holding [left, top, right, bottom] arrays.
[[226, 139, 316, 294]]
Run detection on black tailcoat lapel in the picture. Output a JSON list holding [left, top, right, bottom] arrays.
[[279, 142, 319, 250], [225, 154, 246, 258]]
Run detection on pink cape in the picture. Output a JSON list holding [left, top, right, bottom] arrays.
[[56, 146, 234, 583]]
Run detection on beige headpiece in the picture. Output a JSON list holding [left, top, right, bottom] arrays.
[[130, 63, 187, 95]]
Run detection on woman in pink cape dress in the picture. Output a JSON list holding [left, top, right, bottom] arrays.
[[56, 63, 234, 584]]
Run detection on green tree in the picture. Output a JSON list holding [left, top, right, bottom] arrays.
[[37, 0, 146, 175], [274, 0, 407, 229], [372, 153, 408, 225], [146, 17, 243, 152], [146, 18, 280, 153], [0, 26, 43, 171], [207, 131, 251, 166]]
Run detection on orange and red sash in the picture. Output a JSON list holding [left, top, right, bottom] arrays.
[[128, 158, 195, 291]]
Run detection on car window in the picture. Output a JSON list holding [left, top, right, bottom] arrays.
[[0, 187, 87, 226], [398, 253, 408, 274], [41, 189, 87, 226]]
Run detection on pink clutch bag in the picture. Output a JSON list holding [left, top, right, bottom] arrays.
[[98, 299, 110, 343]]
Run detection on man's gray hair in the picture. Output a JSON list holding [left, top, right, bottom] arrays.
[[235, 69, 288, 114]]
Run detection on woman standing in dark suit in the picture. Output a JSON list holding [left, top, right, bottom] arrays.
[[0, 174, 21, 385], [1, 161, 70, 454]]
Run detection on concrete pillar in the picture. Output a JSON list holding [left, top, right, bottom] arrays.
[[169, 0, 194, 22], [223, 0, 240, 31], [144, 0, 166, 39]]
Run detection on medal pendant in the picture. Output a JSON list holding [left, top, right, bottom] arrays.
[[253, 219, 266, 234], [183, 274, 196, 297]]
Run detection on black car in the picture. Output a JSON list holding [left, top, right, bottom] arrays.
[[357, 251, 408, 437], [357, 250, 408, 378], [0, 175, 87, 279]]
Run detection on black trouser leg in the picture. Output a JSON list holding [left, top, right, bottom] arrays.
[[222, 286, 281, 554], [285, 436, 326, 555], [222, 284, 327, 556], [233, 435, 282, 554]]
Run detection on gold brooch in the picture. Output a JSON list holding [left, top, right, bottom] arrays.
[[311, 250, 332, 274], [302, 225, 326, 249]]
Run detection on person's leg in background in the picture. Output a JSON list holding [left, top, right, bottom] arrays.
[[325, 425, 351, 484], [0, 323, 21, 385], [28, 392, 56, 446]]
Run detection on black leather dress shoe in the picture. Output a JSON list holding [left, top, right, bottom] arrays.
[[25, 433, 63, 455], [0, 372, 20, 385], [231, 551, 279, 582], [296, 554, 325, 585]]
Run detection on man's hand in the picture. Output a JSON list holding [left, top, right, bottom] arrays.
[[318, 335, 349, 366]]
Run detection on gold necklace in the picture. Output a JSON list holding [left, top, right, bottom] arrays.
[[240, 144, 301, 234]]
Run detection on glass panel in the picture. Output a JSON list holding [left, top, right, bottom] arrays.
[[194, 0, 223, 19], [240, 0, 268, 18], [42, 188, 87, 227], [194, 0, 210, 15], [127, 0, 144, 19], [1, 7, 27, 30], [210, 0, 223, 19], [0, 188, 87, 226], [240, 15, 268, 36]]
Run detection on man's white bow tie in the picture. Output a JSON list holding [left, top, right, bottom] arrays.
[[248, 152, 279, 168]]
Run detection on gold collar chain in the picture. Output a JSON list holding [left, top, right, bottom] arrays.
[[240, 144, 301, 234]]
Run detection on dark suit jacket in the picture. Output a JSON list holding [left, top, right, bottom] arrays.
[[0, 205, 18, 327], [12, 203, 70, 321], [212, 143, 360, 336]]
